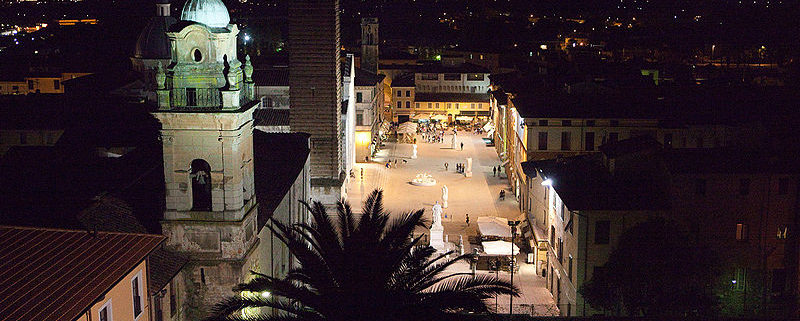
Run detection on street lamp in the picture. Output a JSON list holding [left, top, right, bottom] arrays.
[[508, 220, 520, 315]]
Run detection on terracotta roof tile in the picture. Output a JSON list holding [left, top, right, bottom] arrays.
[[0, 226, 164, 321]]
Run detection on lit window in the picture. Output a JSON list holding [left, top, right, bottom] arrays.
[[736, 223, 748, 241]]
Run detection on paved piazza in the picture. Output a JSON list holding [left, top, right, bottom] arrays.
[[345, 131, 558, 315]]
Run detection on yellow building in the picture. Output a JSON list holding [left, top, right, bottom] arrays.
[[0, 72, 91, 95], [0, 226, 164, 321], [413, 92, 491, 123]]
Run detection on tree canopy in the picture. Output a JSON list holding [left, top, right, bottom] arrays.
[[580, 217, 719, 317], [206, 190, 519, 321]]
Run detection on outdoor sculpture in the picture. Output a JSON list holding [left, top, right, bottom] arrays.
[[465, 157, 473, 178], [432, 201, 443, 227], [412, 144, 418, 159], [442, 185, 449, 208], [430, 201, 446, 252], [411, 173, 436, 186], [451, 133, 457, 149]]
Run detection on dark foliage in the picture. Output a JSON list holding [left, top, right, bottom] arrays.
[[579, 217, 719, 317], [205, 189, 519, 321]]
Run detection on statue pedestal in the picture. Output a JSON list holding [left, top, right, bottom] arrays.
[[443, 200, 448, 208], [429, 224, 446, 253], [464, 157, 473, 178]]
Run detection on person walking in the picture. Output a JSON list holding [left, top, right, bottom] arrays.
[[360, 168, 364, 180], [466, 214, 470, 226], [460, 142, 464, 150], [445, 162, 449, 171], [493, 166, 497, 177]]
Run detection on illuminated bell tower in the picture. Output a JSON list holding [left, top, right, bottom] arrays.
[[151, 0, 261, 315]]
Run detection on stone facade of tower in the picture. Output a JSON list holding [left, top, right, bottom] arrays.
[[150, 0, 264, 317], [361, 17, 379, 74], [288, 0, 344, 204]]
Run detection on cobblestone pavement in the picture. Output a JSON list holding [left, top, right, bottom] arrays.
[[345, 131, 558, 316]]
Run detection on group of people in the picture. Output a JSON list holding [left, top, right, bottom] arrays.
[[445, 162, 468, 173], [492, 165, 503, 176], [384, 159, 408, 168]]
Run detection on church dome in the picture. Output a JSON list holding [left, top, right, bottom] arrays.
[[134, 15, 177, 59], [180, 0, 230, 28]]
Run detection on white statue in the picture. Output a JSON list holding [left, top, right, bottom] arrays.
[[442, 185, 449, 208], [451, 134, 457, 149], [412, 144, 418, 159], [465, 157, 473, 178], [432, 201, 443, 227]]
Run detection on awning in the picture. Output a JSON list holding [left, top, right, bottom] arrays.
[[412, 113, 430, 120], [486, 129, 495, 137], [482, 240, 520, 256], [431, 114, 448, 121], [455, 116, 474, 122], [397, 121, 417, 134], [477, 216, 512, 238], [482, 122, 494, 132]]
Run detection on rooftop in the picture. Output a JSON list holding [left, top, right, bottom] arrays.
[[252, 67, 289, 87], [392, 73, 415, 87], [522, 155, 669, 211], [0, 226, 164, 321], [253, 131, 311, 229], [417, 62, 490, 74], [355, 67, 385, 87]]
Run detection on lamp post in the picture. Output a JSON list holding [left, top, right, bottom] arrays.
[[492, 258, 501, 312], [508, 220, 520, 315]]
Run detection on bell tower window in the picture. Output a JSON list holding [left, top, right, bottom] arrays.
[[190, 159, 212, 211], [193, 49, 203, 62]]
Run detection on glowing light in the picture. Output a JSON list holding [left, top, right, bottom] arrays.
[[243, 34, 251, 42], [541, 178, 553, 186]]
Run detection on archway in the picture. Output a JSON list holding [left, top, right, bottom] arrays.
[[190, 159, 212, 211]]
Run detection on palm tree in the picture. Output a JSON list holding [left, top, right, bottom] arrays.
[[205, 189, 519, 321]]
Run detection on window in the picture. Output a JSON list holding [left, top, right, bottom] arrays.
[[585, 132, 595, 151], [664, 133, 673, 148], [538, 120, 548, 126], [191, 159, 212, 211], [586, 120, 595, 126], [739, 178, 750, 196], [447, 103, 451, 108], [193, 49, 203, 62], [28, 80, 34, 90], [562, 120, 571, 126], [454, 103, 459, 109], [444, 73, 460, 81], [560, 132, 571, 150], [568, 255, 573, 280], [608, 132, 619, 143], [421, 73, 437, 80], [356, 113, 363, 125], [405, 90, 410, 97], [467, 74, 484, 81], [736, 223, 748, 241], [397, 101, 401, 109], [169, 280, 177, 316], [558, 238, 563, 263], [132, 273, 143, 318], [559, 201, 565, 220], [186, 88, 197, 106], [567, 211, 574, 234], [99, 299, 112, 321], [154, 295, 163, 321], [427, 103, 432, 109], [468, 103, 473, 109], [595, 220, 610, 244], [550, 225, 555, 246], [406, 101, 410, 108], [609, 120, 619, 126], [778, 178, 790, 195], [538, 132, 548, 150], [695, 179, 706, 196], [415, 103, 420, 108], [356, 92, 363, 103], [53, 79, 60, 90], [435, 103, 439, 109]]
